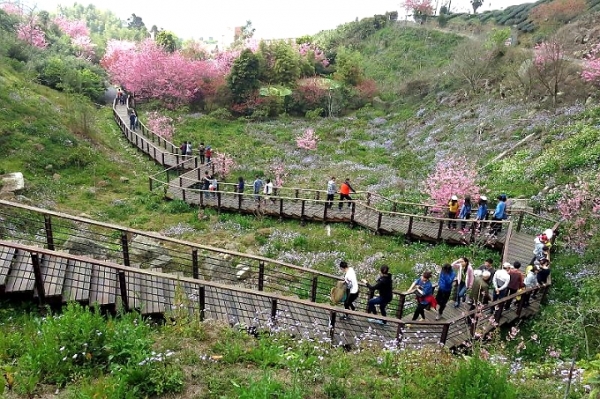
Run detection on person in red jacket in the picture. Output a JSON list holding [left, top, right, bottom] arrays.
[[338, 178, 356, 210]]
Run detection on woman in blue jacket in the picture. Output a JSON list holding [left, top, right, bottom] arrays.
[[435, 263, 456, 320]]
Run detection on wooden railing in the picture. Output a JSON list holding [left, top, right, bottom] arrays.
[[0, 239, 552, 348]]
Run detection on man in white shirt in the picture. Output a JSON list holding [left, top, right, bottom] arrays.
[[339, 261, 359, 319], [492, 262, 511, 302], [326, 177, 336, 209]]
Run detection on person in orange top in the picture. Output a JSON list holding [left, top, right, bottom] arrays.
[[338, 178, 356, 210], [448, 195, 459, 229]]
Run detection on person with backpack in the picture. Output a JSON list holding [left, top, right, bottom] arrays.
[[338, 178, 356, 210], [362, 265, 393, 324], [339, 261, 359, 319], [129, 111, 137, 131]]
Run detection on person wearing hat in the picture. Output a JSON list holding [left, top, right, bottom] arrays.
[[522, 265, 539, 307], [469, 270, 491, 311], [492, 262, 511, 302], [447, 195, 459, 229], [531, 229, 553, 265], [475, 195, 488, 233]]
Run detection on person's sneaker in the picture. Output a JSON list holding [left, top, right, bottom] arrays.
[[435, 315, 441, 320], [339, 315, 349, 320], [368, 318, 385, 325], [453, 302, 460, 308]]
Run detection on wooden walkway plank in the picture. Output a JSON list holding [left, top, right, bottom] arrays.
[[0, 245, 16, 292], [89, 263, 117, 306], [138, 267, 166, 315], [4, 249, 35, 293], [62, 259, 93, 303], [38, 254, 68, 298]]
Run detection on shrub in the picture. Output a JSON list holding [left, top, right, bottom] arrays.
[[447, 354, 517, 398]]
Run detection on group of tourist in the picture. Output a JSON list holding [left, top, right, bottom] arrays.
[[180, 142, 212, 164], [447, 193, 508, 235], [336, 237, 552, 324]]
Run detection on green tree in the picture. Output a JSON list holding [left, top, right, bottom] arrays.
[[232, 20, 255, 48], [155, 30, 178, 53], [272, 41, 300, 86], [127, 13, 146, 30], [227, 48, 261, 103], [333, 46, 364, 86]]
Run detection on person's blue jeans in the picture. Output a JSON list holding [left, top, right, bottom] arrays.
[[455, 282, 467, 306], [367, 296, 390, 318]]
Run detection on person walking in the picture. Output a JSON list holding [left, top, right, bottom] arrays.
[[198, 142, 206, 164], [263, 179, 275, 204], [490, 194, 508, 235], [475, 195, 488, 233], [129, 110, 137, 131], [504, 261, 524, 310], [458, 196, 472, 231], [448, 195, 459, 229], [253, 176, 263, 201], [435, 263, 456, 320], [237, 176, 245, 194], [478, 258, 496, 282], [452, 257, 474, 308], [492, 262, 511, 302], [339, 261, 359, 319], [326, 177, 336, 209], [338, 178, 356, 210], [363, 265, 393, 324], [205, 146, 212, 164], [407, 271, 435, 321], [469, 270, 491, 310]]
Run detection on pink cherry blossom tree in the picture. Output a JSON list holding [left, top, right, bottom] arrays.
[[424, 156, 484, 208], [212, 152, 236, 179], [532, 39, 569, 108], [296, 128, 318, 150], [146, 111, 174, 140], [53, 16, 96, 59], [270, 161, 288, 188], [16, 20, 47, 48], [556, 175, 600, 251], [403, 0, 434, 22], [582, 43, 600, 85]]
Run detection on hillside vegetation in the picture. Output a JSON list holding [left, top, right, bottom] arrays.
[[0, 1, 599, 398]]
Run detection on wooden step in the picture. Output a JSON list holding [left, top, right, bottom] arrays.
[[4, 249, 35, 293], [62, 259, 92, 303], [138, 268, 166, 315], [36, 254, 68, 299], [0, 245, 17, 293], [89, 263, 117, 306]]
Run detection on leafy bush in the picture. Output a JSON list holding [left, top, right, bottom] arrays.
[[447, 355, 517, 398]]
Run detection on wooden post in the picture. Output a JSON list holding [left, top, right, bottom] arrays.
[[279, 198, 283, 215], [217, 192, 221, 209], [199, 190, 204, 207], [407, 216, 413, 236], [295, 189, 299, 199], [44, 215, 55, 251], [440, 323, 450, 344], [310, 276, 318, 302], [166, 169, 170, 184], [149, 177, 153, 191], [258, 261, 265, 291], [182, 188, 186, 202], [31, 253, 45, 305], [350, 202, 356, 226], [271, 298, 278, 321], [120, 232, 130, 266], [395, 322, 404, 342], [516, 212, 524, 232], [367, 192, 371, 206], [392, 203, 397, 212], [323, 203, 328, 221], [199, 286, 206, 321], [301, 200, 306, 220], [396, 294, 406, 319], [118, 271, 129, 312], [192, 249, 199, 279], [329, 310, 337, 340], [516, 294, 525, 317], [162, 152, 165, 166], [437, 220, 444, 241], [376, 212, 383, 234], [315, 191, 320, 201]]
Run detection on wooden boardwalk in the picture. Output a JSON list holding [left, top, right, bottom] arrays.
[[0, 239, 549, 348], [0, 99, 558, 348]]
